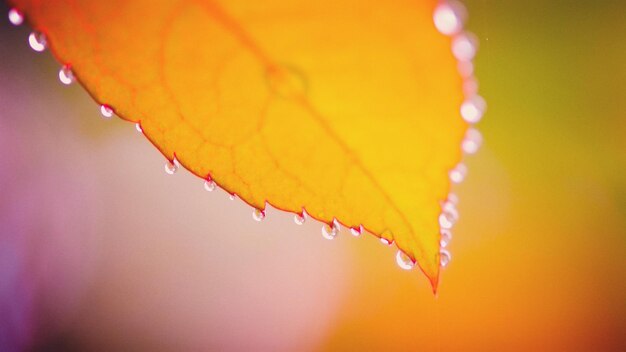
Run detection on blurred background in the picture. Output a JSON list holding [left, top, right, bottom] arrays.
[[1, 1, 625, 351]]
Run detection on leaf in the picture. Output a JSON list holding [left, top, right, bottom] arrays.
[[10, 0, 472, 290]]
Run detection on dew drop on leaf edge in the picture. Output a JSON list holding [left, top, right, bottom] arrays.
[[294, 213, 305, 225], [164, 160, 178, 175], [203, 179, 216, 192], [100, 104, 113, 119], [350, 226, 362, 237], [439, 211, 455, 229], [447, 193, 459, 205], [322, 224, 337, 240], [252, 208, 265, 222], [8, 8, 23, 26], [462, 128, 483, 154], [58, 65, 74, 85], [441, 201, 459, 227], [380, 238, 393, 245], [460, 95, 486, 124], [28, 31, 46, 52], [433, 1, 466, 36], [396, 250, 415, 270], [452, 31, 478, 62], [440, 249, 452, 267], [440, 229, 452, 248], [449, 163, 468, 184]]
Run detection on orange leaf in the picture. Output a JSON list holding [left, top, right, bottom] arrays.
[[9, 0, 479, 291]]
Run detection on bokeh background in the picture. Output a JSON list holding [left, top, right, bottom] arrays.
[[1, 1, 625, 351]]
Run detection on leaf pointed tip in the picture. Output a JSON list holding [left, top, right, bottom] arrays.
[[416, 255, 440, 295], [429, 271, 440, 295]]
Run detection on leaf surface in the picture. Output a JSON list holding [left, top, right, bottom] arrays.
[[11, 0, 468, 289]]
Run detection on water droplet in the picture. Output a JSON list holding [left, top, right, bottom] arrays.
[[100, 104, 113, 119], [433, 1, 466, 36], [135, 122, 143, 133], [452, 32, 478, 62], [460, 95, 486, 124], [350, 225, 362, 237], [380, 238, 393, 245], [294, 212, 306, 225], [203, 179, 216, 192], [28, 31, 46, 52], [440, 229, 452, 248], [462, 128, 483, 154], [8, 8, 23, 26], [457, 61, 474, 78], [463, 77, 479, 96], [229, 194, 236, 201], [449, 163, 468, 184], [439, 211, 455, 229], [396, 250, 415, 270], [440, 249, 452, 267], [58, 65, 74, 85], [441, 202, 459, 229], [442, 200, 458, 216], [321, 223, 337, 240], [252, 208, 265, 222], [164, 159, 178, 175], [447, 193, 459, 205]]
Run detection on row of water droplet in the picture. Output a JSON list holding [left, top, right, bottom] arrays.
[[9, 2, 480, 273], [161, 154, 424, 270], [429, 0, 487, 272]]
